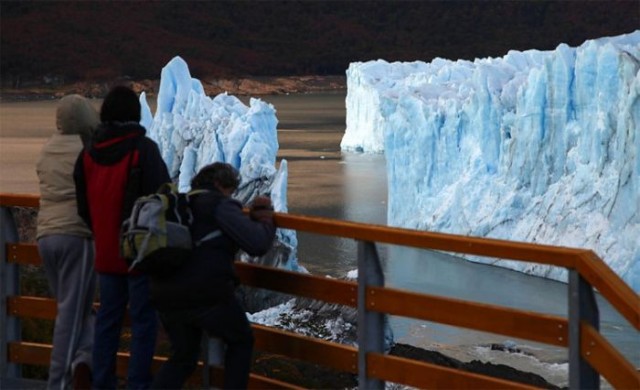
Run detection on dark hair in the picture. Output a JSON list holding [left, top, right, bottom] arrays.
[[191, 162, 240, 191], [100, 85, 141, 123]]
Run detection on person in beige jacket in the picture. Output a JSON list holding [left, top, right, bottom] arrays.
[[36, 94, 99, 390]]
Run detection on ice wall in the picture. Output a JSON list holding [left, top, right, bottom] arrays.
[[343, 31, 640, 291], [140, 56, 299, 272]]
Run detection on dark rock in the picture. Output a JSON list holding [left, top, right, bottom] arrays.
[[251, 343, 564, 389], [390, 343, 563, 390]]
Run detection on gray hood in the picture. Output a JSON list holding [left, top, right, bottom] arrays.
[[56, 94, 99, 137]]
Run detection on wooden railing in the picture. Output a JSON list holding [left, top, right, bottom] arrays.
[[1, 193, 639, 389]]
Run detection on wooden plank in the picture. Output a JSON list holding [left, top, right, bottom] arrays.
[[0, 192, 615, 272], [367, 352, 541, 389], [1, 199, 583, 270], [8, 341, 50, 366], [236, 262, 357, 307], [6, 243, 40, 265], [8, 296, 130, 325], [247, 372, 307, 390], [252, 324, 358, 373], [8, 342, 305, 389], [367, 286, 568, 347], [7, 296, 56, 320], [274, 213, 583, 267], [9, 245, 359, 307], [115, 350, 162, 377], [576, 251, 640, 330], [581, 322, 640, 390], [10, 322, 358, 376], [0, 193, 40, 208], [207, 366, 307, 390], [8, 285, 569, 351]]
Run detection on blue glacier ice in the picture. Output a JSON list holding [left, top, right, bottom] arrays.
[[139, 56, 299, 273], [342, 31, 640, 292]]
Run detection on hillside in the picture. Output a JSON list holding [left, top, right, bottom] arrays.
[[1, 1, 638, 91]]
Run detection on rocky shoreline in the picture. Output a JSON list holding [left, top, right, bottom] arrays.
[[251, 342, 563, 389], [244, 294, 564, 389], [0, 75, 346, 102]]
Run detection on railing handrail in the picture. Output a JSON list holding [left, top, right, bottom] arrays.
[[4, 192, 635, 328], [272, 213, 640, 330], [0, 193, 39, 208], [6, 271, 639, 389], [2, 192, 639, 390]]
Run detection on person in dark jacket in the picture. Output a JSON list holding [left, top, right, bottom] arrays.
[[74, 85, 170, 389], [150, 162, 276, 390]]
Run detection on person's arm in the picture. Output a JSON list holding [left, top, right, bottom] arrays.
[[215, 198, 276, 256], [133, 139, 170, 195], [73, 151, 92, 230], [139, 139, 170, 194]]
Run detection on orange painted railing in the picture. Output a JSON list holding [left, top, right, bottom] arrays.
[[1, 193, 638, 389]]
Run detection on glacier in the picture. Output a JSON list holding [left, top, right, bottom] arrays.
[[341, 31, 640, 292], [139, 56, 300, 275]]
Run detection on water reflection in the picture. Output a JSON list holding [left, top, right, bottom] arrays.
[[295, 152, 387, 277]]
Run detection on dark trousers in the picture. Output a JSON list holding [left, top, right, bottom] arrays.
[[152, 297, 254, 389], [93, 273, 157, 389]]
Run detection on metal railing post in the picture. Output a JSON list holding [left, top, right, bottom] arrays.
[[357, 240, 385, 390], [202, 337, 225, 389], [568, 269, 600, 389], [0, 206, 21, 385]]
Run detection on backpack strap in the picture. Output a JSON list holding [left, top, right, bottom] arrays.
[[127, 231, 153, 272], [194, 229, 223, 246], [186, 189, 209, 197], [121, 138, 142, 222], [157, 182, 178, 194]]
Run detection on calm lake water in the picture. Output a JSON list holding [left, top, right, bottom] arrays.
[[0, 92, 637, 386]]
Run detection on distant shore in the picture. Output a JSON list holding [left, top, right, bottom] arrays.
[[0, 75, 346, 102]]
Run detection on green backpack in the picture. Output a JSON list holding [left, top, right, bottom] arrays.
[[120, 183, 221, 275]]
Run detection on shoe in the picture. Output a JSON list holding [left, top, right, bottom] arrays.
[[72, 362, 92, 390]]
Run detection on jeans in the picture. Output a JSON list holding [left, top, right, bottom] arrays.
[[92, 273, 157, 389], [151, 297, 254, 389]]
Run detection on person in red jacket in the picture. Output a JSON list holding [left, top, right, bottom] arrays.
[[74, 85, 170, 389]]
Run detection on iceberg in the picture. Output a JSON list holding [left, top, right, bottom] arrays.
[[140, 56, 300, 277], [342, 31, 640, 292]]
